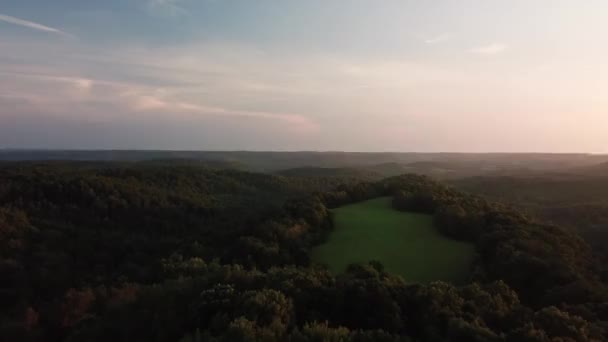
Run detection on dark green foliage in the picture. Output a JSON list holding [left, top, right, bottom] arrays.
[[452, 173, 608, 284], [0, 162, 607, 341], [383, 176, 606, 310]]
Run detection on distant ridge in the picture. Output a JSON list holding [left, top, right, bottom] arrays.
[[573, 161, 608, 176], [2, 150, 608, 173]]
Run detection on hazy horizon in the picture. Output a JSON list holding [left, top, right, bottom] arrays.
[[1, 1, 607, 153], [1, 148, 606, 156]]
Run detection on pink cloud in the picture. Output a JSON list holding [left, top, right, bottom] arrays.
[[0, 70, 319, 134], [127, 94, 319, 133]]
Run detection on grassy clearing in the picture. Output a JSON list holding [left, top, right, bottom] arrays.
[[311, 197, 475, 283]]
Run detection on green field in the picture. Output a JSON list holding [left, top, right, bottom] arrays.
[[311, 197, 476, 283]]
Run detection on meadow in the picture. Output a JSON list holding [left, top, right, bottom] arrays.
[[311, 197, 476, 283]]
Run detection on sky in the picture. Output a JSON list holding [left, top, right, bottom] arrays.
[[0, 0, 607, 152]]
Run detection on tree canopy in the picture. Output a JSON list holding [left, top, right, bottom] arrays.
[[0, 163, 606, 341]]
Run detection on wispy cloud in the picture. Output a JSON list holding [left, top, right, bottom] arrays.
[[148, 0, 188, 16], [126, 92, 318, 132], [424, 33, 452, 44], [0, 66, 319, 133], [470, 43, 507, 55], [0, 13, 69, 36]]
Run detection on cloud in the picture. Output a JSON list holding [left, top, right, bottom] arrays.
[[148, 0, 188, 16], [74, 78, 93, 91], [424, 33, 452, 44], [0, 66, 319, 133], [125, 92, 319, 132], [0, 13, 69, 36], [470, 43, 507, 55]]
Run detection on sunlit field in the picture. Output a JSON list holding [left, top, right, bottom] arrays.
[[312, 197, 475, 283]]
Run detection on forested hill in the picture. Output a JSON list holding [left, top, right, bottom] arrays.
[[2, 150, 607, 172], [2, 162, 608, 341], [451, 173, 608, 263], [276, 166, 382, 180]]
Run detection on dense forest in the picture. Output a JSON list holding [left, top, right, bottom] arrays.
[[452, 172, 608, 269], [2, 161, 608, 341], [2, 150, 606, 173]]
